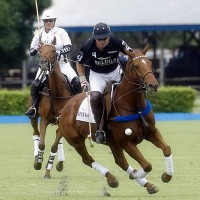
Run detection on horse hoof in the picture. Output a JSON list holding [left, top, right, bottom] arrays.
[[56, 161, 64, 172], [44, 175, 51, 179], [107, 178, 119, 188], [161, 172, 172, 183], [34, 160, 42, 170], [146, 185, 159, 194]]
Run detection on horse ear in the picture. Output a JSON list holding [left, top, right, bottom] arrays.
[[142, 43, 149, 55], [52, 36, 56, 45]]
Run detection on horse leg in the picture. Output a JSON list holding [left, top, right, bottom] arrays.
[[56, 137, 65, 171], [30, 117, 40, 157], [30, 116, 42, 171], [122, 141, 152, 179], [108, 142, 159, 194], [146, 127, 174, 183], [34, 118, 48, 170], [44, 128, 64, 179], [67, 136, 119, 188]]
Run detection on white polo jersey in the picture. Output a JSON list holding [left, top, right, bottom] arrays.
[[30, 27, 77, 81]]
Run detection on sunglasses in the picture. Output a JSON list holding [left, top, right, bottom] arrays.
[[43, 19, 54, 23], [96, 37, 108, 41]]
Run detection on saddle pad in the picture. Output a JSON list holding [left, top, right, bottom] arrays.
[[76, 97, 95, 123]]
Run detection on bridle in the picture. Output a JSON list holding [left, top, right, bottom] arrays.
[[113, 54, 155, 111], [130, 55, 154, 84], [39, 44, 57, 73]]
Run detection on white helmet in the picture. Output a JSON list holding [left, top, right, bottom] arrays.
[[41, 9, 57, 20]]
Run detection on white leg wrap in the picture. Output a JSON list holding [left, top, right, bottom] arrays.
[[92, 162, 109, 176], [46, 152, 57, 170], [37, 148, 44, 163], [57, 137, 65, 161], [32, 135, 40, 157], [126, 165, 148, 187], [126, 165, 134, 175], [165, 155, 174, 176], [134, 168, 149, 179], [135, 178, 148, 187]]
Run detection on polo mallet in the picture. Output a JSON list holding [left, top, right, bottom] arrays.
[[34, 0, 41, 34], [86, 91, 94, 147]]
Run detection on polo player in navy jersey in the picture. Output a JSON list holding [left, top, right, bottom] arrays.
[[76, 22, 133, 144]]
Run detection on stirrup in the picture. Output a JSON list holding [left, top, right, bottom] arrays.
[[95, 130, 106, 144], [25, 107, 36, 118]]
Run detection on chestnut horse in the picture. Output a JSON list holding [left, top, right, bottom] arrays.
[[58, 45, 174, 194], [29, 37, 73, 178]]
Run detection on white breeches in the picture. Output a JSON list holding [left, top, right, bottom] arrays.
[[35, 61, 77, 82], [89, 65, 121, 93]]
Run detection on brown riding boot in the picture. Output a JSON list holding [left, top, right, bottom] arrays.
[[90, 91, 106, 144]]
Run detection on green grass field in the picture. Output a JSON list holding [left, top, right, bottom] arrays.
[[0, 121, 200, 200]]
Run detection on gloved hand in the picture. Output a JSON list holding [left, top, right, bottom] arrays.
[[30, 47, 39, 56], [81, 80, 90, 92]]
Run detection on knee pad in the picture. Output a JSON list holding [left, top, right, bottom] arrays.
[[71, 76, 81, 94], [90, 91, 103, 115]]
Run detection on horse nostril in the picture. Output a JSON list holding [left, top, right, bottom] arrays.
[[148, 83, 158, 92]]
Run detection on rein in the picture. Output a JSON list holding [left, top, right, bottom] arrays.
[[39, 91, 72, 100]]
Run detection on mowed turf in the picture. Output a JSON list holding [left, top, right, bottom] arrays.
[[0, 121, 199, 200]]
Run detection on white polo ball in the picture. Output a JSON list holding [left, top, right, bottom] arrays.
[[125, 128, 132, 135]]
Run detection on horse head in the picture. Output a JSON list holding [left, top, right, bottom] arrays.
[[39, 36, 57, 73], [124, 44, 159, 94]]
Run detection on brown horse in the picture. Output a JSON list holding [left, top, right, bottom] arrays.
[[29, 37, 73, 178], [58, 44, 174, 194]]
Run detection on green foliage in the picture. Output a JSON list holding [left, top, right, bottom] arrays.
[[0, 0, 51, 69], [0, 89, 29, 115], [148, 86, 197, 112], [0, 86, 197, 115]]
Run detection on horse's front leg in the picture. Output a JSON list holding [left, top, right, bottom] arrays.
[[30, 116, 40, 157], [122, 141, 152, 179], [44, 128, 64, 179], [108, 141, 159, 194], [34, 118, 48, 170], [147, 127, 174, 183]]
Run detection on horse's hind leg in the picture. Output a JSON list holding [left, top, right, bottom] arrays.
[[57, 137, 65, 171], [147, 127, 174, 183], [108, 142, 159, 194], [68, 136, 119, 188], [44, 128, 64, 179]]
